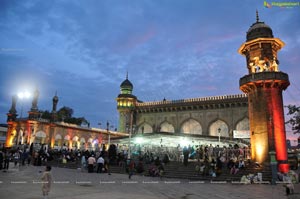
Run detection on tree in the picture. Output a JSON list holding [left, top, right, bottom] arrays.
[[285, 105, 300, 134], [40, 110, 51, 120], [38, 106, 88, 126], [57, 106, 73, 121]]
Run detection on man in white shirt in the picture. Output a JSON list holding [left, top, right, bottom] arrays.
[[87, 155, 96, 173], [96, 156, 104, 173]]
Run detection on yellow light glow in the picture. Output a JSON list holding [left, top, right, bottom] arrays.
[[255, 141, 266, 163]]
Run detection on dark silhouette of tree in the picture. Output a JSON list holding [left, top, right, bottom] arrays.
[[40, 110, 51, 120], [39, 106, 88, 126], [57, 106, 73, 120], [285, 105, 300, 134]]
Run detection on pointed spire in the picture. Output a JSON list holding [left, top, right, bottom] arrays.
[[256, 9, 259, 23], [55, 90, 57, 96], [126, 71, 128, 80]]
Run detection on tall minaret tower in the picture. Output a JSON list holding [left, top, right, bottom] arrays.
[[28, 88, 40, 119], [51, 92, 59, 122], [116, 73, 137, 133], [239, 11, 289, 173]]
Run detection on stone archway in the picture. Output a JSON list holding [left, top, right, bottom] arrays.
[[209, 120, 229, 137], [180, 119, 202, 135], [160, 121, 175, 133], [55, 134, 62, 147], [34, 131, 46, 144], [236, 117, 249, 130], [72, 136, 79, 148], [137, 123, 153, 134]]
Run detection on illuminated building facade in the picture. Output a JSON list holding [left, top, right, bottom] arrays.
[[239, 12, 289, 172], [117, 76, 250, 146], [5, 91, 125, 150]]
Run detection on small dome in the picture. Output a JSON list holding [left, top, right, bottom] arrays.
[[246, 22, 273, 41], [246, 11, 273, 41], [120, 79, 133, 89], [53, 95, 58, 102], [53, 92, 59, 102]]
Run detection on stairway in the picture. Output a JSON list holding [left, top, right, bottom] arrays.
[[161, 161, 273, 182], [46, 159, 273, 183], [108, 160, 273, 182]]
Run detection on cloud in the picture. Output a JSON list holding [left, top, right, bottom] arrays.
[[0, 0, 299, 127]]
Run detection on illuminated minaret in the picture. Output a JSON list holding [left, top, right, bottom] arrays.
[[116, 73, 137, 133], [28, 88, 40, 119], [239, 11, 289, 173]]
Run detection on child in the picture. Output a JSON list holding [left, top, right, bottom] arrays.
[[41, 166, 52, 199]]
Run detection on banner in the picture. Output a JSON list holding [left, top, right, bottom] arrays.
[[233, 130, 250, 138]]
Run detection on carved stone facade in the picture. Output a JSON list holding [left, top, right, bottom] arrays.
[[5, 117, 127, 150], [135, 95, 249, 139], [116, 79, 250, 139], [5, 92, 127, 150]]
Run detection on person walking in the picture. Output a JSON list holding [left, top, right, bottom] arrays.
[[41, 166, 52, 199], [128, 159, 135, 179]]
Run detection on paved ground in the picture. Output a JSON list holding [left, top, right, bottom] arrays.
[[0, 164, 299, 199]]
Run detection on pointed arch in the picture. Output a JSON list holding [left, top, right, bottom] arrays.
[[35, 131, 46, 138], [160, 121, 175, 133], [209, 120, 229, 137], [80, 137, 86, 143], [55, 134, 62, 140], [34, 130, 46, 144], [236, 117, 250, 130], [137, 123, 153, 134], [64, 135, 70, 140], [72, 136, 79, 141], [180, 119, 202, 135]]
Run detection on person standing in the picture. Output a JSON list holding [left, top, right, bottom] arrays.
[[96, 156, 104, 173], [87, 155, 96, 173], [13, 151, 20, 167], [4, 151, 10, 170], [128, 159, 135, 179], [0, 150, 3, 170], [41, 166, 52, 199]]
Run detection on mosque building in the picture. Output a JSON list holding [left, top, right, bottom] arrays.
[[5, 12, 290, 172]]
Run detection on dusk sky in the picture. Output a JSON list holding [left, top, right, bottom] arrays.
[[0, 1, 299, 140]]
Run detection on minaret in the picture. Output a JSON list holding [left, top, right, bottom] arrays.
[[116, 73, 137, 133], [28, 88, 40, 119], [239, 11, 289, 173], [6, 95, 18, 147], [51, 92, 59, 122], [7, 95, 18, 122]]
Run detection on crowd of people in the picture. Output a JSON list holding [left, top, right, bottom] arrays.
[[0, 142, 250, 179]]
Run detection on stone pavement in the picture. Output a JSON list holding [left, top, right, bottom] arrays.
[[0, 164, 299, 199]]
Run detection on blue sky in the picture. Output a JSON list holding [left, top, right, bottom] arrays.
[[0, 0, 299, 140]]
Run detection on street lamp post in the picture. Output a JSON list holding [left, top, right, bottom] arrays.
[[218, 128, 221, 145], [106, 121, 110, 148]]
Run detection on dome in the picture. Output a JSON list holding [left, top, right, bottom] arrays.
[[246, 22, 273, 41], [53, 95, 58, 102], [120, 79, 133, 89], [246, 11, 273, 41]]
